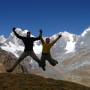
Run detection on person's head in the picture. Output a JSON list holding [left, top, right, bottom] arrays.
[[27, 31, 31, 37], [46, 38, 50, 44]]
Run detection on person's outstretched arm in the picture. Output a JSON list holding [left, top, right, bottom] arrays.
[[51, 34, 62, 46], [39, 30, 44, 43], [13, 27, 23, 39], [33, 29, 44, 42]]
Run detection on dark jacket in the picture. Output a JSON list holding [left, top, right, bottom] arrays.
[[13, 30, 41, 51]]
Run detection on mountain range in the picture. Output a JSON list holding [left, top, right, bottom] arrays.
[[0, 27, 90, 87]]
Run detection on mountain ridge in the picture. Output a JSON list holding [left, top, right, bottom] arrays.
[[0, 27, 90, 87]]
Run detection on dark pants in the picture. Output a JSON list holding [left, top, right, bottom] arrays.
[[41, 53, 58, 67], [8, 51, 40, 72]]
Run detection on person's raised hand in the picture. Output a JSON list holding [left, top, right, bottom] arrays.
[[39, 29, 43, 33], [13, 27, 16, 31], [58, 34, 62, 38]]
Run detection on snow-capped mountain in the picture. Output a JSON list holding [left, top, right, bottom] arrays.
[[0, 35, 6, 45], [0, 27, 90, 86]]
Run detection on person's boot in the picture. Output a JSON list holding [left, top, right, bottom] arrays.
[[54, 60, 58, 64], [6, 68, 13, 73], [49, 60, 58, 66]]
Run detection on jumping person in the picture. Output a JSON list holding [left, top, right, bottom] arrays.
[[6, 27, 44, 72], [40, 30, 62, 71]]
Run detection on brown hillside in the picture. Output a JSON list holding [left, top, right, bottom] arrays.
[[0, 73, 89, 90], [0, 48, 24, 73]]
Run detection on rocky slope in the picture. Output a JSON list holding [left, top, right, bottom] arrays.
[[0, 48, 24, 73], [0, 73, 90, 90]]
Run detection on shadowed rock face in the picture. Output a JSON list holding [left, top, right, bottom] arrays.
[[0, 48, 23, 73]]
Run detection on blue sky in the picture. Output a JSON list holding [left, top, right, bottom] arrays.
[[0, 0, 90, 37]]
